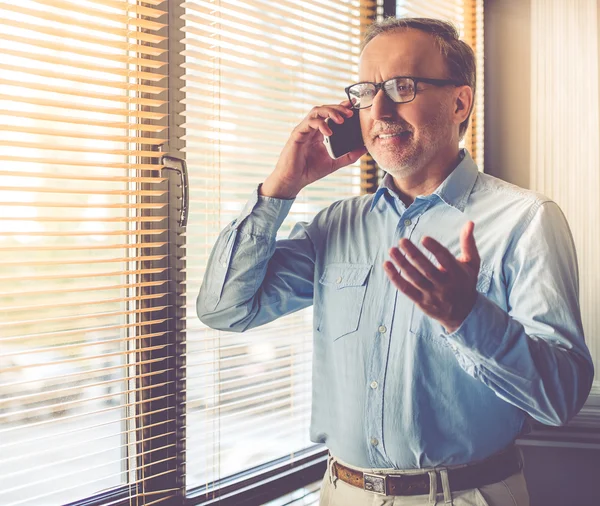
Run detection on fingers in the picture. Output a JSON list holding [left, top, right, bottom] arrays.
[[460, 221, 480, 270], [298, 105, 354, 137], [310, 105, 353, 122], [388, 247, 435, 292], [420, 236, 461, 276], [305, 118, 333, 137], [383, 261, 423, 303], [397, 238, 447, 284]]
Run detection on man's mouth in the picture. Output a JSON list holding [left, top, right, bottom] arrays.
[[376, 131, 411, 141]]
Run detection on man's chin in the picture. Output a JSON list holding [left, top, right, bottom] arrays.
[[369, 149, 419, 175], [368, 139, 416, 161]]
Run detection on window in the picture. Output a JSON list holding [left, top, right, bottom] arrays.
[[184, 0, 377, 495], [0, 0, 174, 504]]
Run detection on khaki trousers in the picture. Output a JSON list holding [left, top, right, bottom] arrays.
[[319, 454, 530, 506]]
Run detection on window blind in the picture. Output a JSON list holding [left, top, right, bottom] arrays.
[[396, 0, 484, 170], [184, 0, 377, 492], [0, 1, 175, 505]]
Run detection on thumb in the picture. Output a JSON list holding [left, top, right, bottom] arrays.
[[460, 221, 480, 270]]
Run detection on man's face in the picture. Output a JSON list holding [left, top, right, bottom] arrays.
[[358, 29, 457, 179]]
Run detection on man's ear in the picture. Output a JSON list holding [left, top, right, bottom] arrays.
[[454, 86, 473, 124]]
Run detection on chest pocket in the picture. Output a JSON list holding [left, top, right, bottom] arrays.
[[409, 264, 494, 341], [317, 263, 372, 340]]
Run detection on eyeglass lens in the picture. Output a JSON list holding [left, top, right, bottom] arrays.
[[348, 77, 416, 109]]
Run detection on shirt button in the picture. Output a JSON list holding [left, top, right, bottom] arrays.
[[370, 381, 378, 389], [335, 276, 343, 284], [404, 218, 412, 227], [378, 325, 387, 334], [370, 438, 379, 447]]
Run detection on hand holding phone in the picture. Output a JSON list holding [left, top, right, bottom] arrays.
[[323, 112, 365, 159], [261, 102, 367, 199]]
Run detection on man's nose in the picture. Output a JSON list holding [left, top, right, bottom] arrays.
[[368, 88, 398, 121]]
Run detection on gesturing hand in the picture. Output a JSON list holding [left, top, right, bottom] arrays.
[[383, 221, 480, 334]]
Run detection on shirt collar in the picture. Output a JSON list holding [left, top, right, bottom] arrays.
[[369, 149, 479, 213]]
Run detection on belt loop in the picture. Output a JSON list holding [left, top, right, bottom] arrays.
[[439, 469, 453, 505], [328, 455, 339, 489], [427, 470, 438, 505]]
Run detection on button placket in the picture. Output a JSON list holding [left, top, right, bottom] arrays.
[[365, 214, 406, 467], [366, 321, 391, 466]]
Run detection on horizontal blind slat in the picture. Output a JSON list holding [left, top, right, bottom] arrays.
[[0, 62, 167, 93], [0, 18, 166, 55], [0, 125, 166, 144], [0, 4, 166, 39], [0, 93, 167, 118], [1, 293, 168, 314], [0, 46, 167, 78], [181, 58, 352, 89]]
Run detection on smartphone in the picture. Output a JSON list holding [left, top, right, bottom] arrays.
[[323, 112, 364, 159]]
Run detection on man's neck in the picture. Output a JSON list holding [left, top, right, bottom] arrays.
[[391, 148, 462, 207]]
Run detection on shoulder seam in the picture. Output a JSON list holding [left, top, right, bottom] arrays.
[[513, 199, 545, 242]]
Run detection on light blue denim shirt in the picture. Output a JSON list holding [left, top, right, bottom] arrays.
[[198, 150, 594, 469]]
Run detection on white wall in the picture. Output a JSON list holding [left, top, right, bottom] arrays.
[[484, 0, 531, 188]]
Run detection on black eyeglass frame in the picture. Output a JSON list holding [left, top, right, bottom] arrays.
[[345, 76, 464, 109]]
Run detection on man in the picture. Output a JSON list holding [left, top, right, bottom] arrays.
[[198, 17, 594, 506]]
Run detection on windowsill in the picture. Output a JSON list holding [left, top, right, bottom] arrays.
[[186, 445, 327, 506], [517, 396, 600, 448]]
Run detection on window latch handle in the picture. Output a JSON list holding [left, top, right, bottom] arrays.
[[161, 155, 189, 228]]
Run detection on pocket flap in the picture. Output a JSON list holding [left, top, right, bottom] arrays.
[[319, 263, 372, 289]]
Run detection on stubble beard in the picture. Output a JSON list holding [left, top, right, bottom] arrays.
[[368, 106, 451, 180], [377, 136, 431, 180]]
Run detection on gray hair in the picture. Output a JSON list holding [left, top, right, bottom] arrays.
[[361, 17, 476, 139]]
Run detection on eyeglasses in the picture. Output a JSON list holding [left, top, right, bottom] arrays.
[[345, 76, 462, 109]]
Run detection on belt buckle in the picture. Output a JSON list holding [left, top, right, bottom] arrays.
[[363, 472, 387, 495]]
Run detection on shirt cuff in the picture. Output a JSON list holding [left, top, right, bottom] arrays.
[[234, 184, 295, 237], [444, 293, 509, 357]]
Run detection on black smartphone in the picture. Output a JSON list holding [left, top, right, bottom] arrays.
[[323, 112, 364, 159]]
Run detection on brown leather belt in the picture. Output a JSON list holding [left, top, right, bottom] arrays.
[[332, 445, 522, 496]]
